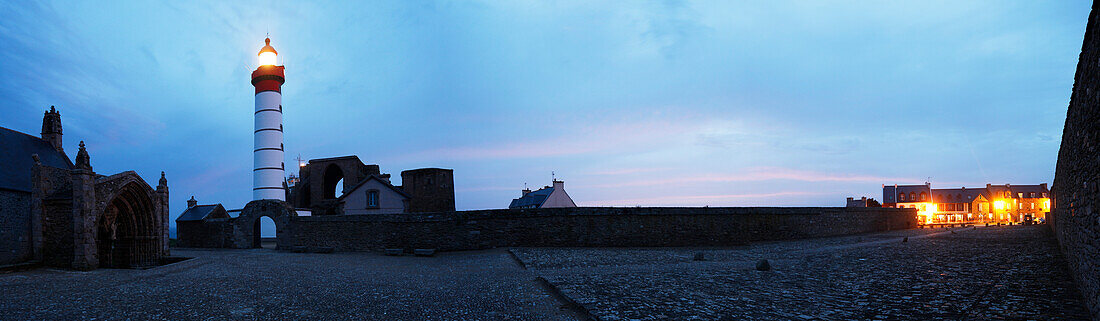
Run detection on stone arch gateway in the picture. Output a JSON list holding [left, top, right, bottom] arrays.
[[232, 200, 297, 249]]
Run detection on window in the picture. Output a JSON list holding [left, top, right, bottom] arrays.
[[1042, 192, 1048, 198], [366, 190, 379, 208], [920, 192, 927, 201], [1018, 192, 1023, 198], [1030, 203, 1035, 210], [1018, 203, 1023, 210], [899, 193, 906, 201]]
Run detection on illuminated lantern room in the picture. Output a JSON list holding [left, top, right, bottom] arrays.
[[258, 37, 278, 66]]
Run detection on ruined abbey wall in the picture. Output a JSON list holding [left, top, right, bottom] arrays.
[[282, 207, 916, 252], [1051, 2, 1100, 318]]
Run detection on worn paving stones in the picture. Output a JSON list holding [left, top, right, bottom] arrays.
[[518, 226, 1090, 320]]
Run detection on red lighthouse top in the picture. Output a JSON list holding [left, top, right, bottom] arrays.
[[252, 37, 285, 94]]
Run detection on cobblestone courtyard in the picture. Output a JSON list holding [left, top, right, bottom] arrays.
[[0, 225, 1087, 320]]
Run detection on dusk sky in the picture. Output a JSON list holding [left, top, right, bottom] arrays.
[[0, 1, 1091, 234]]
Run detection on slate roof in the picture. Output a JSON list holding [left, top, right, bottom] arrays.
[[509, 187, 553, 209], [932, 188, 988, 203], [882, 185, 931, 204], [176, 204, 227, 222], [0, 126, 72, 192]]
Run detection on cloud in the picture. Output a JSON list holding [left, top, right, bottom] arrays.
[[591, 191, 826, 207], [588, 167, 911, 189]]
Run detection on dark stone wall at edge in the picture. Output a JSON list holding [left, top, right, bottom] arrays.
[[1051, 1, 1100, 319]]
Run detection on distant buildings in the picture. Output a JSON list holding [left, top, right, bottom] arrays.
[[509, 180, 577, 209], [882, 183, 1050, 225], [845, 197, 880, 207], [286, 155, 455, 215]]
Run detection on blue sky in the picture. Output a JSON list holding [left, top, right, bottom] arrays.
[[0, 1, 1090, 234]]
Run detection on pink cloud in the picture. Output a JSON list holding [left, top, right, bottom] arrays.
[[588, 166, 913, 188], [590, 191, 826, 207]]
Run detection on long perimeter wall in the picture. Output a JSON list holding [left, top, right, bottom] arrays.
[[1051, 1, 1100, 319], [283, 207, 916, 251]]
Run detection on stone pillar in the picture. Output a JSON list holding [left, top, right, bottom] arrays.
[[70, 142, 98, 270], [29, 154, 44, 261], [156, 172, 169, 257]]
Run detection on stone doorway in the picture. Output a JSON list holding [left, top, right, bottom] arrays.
[[97, 182, 159, 268]]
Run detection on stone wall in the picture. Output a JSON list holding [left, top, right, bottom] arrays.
[[1051, 2, 1100, 318], [0, 190, 32, 265], [283, 207, 916, 252]]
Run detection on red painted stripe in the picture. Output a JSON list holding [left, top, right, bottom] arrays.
[[254, 79, 282, 93]]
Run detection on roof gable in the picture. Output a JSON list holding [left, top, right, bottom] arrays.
[[336, 175, 409, 202]]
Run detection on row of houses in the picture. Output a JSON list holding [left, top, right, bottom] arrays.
[[880, 183, 1050, 225]]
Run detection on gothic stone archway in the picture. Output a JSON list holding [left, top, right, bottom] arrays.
[[91, 172, 167, 269], [233, 199, 297, 249]]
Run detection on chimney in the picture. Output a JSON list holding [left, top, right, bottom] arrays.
[[41, 106, 63, 153], [521, 188, 532, 196], [553, 179, 564, 189], [187, 196, 197, 208], [1041, 183, 1048, 190], [847, 197, 854, 202]]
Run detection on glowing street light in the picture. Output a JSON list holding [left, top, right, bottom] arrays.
[[993, 200, 1005, 210]]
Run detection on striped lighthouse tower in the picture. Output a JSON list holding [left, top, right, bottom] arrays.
[[252, 37, 286, 200]]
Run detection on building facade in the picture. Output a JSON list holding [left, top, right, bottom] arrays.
[[883, 183, 1050, 225], [0, 107, 169, 269]]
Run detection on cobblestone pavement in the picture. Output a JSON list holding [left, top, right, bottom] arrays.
[[518, 225, 1091, 320], [0, 249, 578, 320], [0, 226, 1086, 320]]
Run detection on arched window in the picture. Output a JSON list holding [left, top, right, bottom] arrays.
[[323, 164, 345, 199], [899, 193, 906, 201], [920, 192, 927, 201], [909, 192, 916, 201]]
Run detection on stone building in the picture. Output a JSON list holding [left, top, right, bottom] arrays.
[[0, 107, 169, 269], [845, 197, 880, 207], [285, 155, 454, 215], [882, 183, 1049, 225], [509, 180, 577, 209]]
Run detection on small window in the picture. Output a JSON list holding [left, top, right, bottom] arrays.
[[366, 190, 379, 208], [1018, 192, 1023, 198], [1042, 192, 1048, 198], [899, 193, 906, 201]]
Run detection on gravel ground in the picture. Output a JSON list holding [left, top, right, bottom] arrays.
[[0, 248, 578, 320], [0, 226, 1086, 320], [521, 225, 1090, 320]]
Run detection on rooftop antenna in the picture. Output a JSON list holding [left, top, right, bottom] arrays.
[[552, 171, 556, 181]]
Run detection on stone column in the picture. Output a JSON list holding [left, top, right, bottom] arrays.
[[70, 142, 98, 270], [156, 172, 169, 257]]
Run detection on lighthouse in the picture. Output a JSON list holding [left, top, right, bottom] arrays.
[[252, 37, 286, 200]]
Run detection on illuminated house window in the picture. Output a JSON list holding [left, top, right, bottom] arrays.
[[920, 192, 927, 201], [1018, 203, 1023, 210], [899, 193, 906, 201], [1018, 192, 1024, 198], [1030, 203, 1035, 210], [1042, 192, 1048, 198], [910, 192, 916, 201]]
